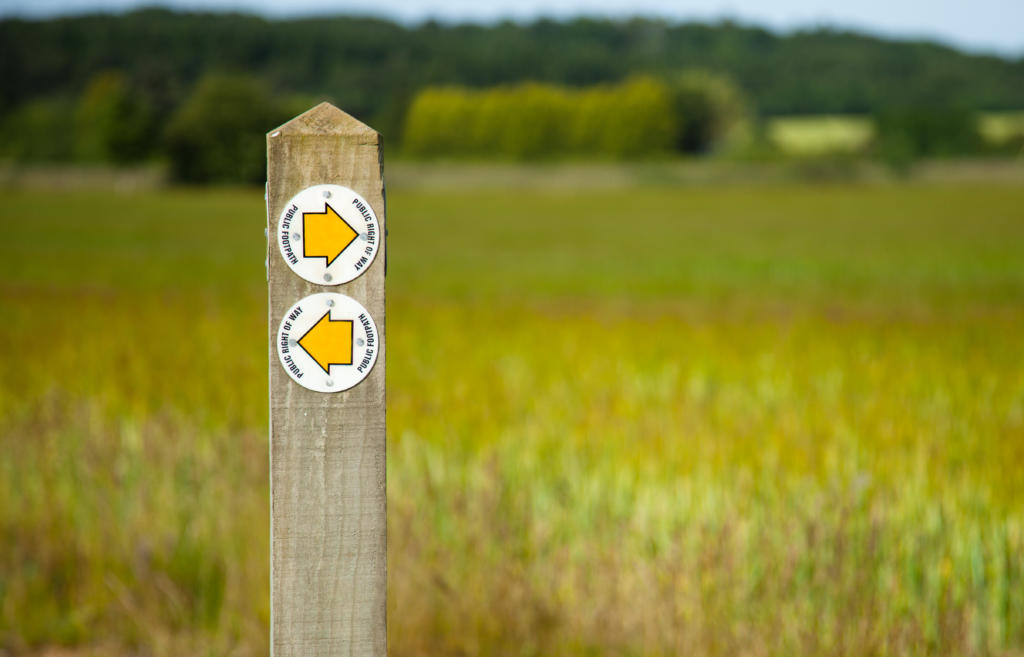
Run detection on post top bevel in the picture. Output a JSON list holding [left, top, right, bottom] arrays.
[[269, 101, 379, 138]]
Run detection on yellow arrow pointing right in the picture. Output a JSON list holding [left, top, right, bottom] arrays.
[[298, 312, 354, 374], [303, 203, 359, 266]]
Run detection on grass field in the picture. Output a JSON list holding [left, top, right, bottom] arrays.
[[767, 115, 874, 155], [1, 175, 1023, 656], [766, 112, 1024, 157], [980, 112, 1024, 146]]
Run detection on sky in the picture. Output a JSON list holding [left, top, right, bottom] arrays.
[[1, 0, 1021, 57]]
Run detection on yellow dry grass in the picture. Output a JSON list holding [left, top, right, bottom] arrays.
[[1, 180, 1023, 656]]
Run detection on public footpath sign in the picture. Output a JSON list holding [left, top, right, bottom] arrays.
[[266, 103, 386, 657], [276, 292, 379, 393], [277, 184, 381, 285]]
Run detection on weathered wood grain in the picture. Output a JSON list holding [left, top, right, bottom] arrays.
[[266, 102, 386, 657]]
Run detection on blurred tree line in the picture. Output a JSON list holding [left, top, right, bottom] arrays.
[[0, 10, 1021, 180], [404, 74, 748, 159]]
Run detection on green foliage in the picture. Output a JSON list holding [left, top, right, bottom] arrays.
[[404, 77, 677, 159], [667, 69, 750, 153], [579, 77, 679, 157], [1, 13, 1021, 169], [872, 107, 985, 169], [0, 73, 156, 166], [0, 98, 76, 162], [483, 83, 574, 159], [403, 88, 484, 157], [2, 12, 1022, 152], [74, 71, 155, 163], [164, 74, 292, 184]]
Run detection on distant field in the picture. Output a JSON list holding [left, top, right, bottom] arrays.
[[980, 111, 1024, 145], [768, 111, 1024, 155], [1, 180, 1023, 656], [767, 115, 874, 155]]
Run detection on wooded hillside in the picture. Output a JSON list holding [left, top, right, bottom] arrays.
[[2, 9, 1022, 140]]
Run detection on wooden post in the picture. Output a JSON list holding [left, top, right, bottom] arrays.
[[265, 102, 386, 656]]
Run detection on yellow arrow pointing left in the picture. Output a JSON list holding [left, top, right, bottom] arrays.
[[298, 312, 353, 374], [303, 203, 359, 266]]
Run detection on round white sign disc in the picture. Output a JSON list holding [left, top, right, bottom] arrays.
[[276, 293, 380, 393], [277, 184, 381, 285]]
